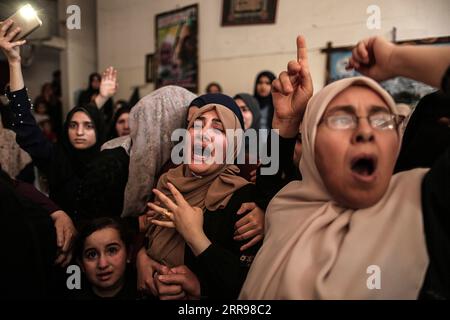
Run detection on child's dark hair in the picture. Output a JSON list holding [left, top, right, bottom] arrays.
[[74, 217, 132, 260]]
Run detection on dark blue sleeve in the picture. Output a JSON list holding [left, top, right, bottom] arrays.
[[5, 87, 54, 175]]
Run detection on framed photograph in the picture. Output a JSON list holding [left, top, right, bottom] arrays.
[[322, 36, 450, 105], [155, 4, 198, 92], [145, 53, 155, 83], [221, 0, 278, 26]]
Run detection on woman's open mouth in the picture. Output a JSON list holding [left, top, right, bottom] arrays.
[[192, 143, 214, 163], [350, 154, 377, 183]]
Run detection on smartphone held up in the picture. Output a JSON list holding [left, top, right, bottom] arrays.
[[1, 4, 42, 41]]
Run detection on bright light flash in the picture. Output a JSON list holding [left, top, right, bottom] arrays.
[[19, 4, 38, 20]]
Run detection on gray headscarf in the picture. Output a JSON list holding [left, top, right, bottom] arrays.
[[102, 85, 197, 217]]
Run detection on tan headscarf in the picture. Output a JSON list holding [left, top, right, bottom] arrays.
[[240, 77, 429, 300], [146, 104, 251, 267], [0, 115, 32, 178], [101, 86, 197, 217]]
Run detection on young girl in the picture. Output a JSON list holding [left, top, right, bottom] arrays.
[[73, 217, 137, 299]]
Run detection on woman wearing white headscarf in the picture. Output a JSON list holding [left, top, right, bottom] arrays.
[[240, 36, 450, 300]]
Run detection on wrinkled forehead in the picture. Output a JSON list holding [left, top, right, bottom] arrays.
[[301, 78, 398, 161], [188, 104, 239, 130], [323, 84, 392, 115]]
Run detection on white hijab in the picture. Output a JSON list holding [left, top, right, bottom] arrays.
[[240, 77, 429, 300]]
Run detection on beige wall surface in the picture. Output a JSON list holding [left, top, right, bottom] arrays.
[[97, 0, 449, 101]]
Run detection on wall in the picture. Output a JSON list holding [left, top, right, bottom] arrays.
[[59, 0, 98, 113], [22, 46, 60, 101], [97, 0, 450, 100]]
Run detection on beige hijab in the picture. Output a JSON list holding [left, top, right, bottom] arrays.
[[0, 115, 32, 178], [240, 77, 429, 300], [146, 104, 251, 267]]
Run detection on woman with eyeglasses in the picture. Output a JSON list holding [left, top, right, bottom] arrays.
[[241, 36, 450, 299]]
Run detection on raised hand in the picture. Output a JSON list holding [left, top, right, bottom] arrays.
[[149, 183, 211, 256], [99, 66, 118, 99], [272, 35, 313, 138], [0, 20, 26, 64], [347, 36, 396, 81]]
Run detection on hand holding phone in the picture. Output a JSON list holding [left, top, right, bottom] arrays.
[[1, 4, 42, 41], [0, 19, 26, 64]]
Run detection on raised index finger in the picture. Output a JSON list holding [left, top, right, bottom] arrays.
[[297, 35, 308, 62]]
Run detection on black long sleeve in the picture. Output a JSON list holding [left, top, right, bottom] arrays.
[[418, 65, 450, 299], [419, 146, 450, 299], [255, 130, 298, 210], [6, 87, 54, 176], [185, 184, 261, 299]]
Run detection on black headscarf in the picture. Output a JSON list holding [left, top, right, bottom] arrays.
[[253, 71, 276, 130], [253, 71, 276, 109], [395, 90, 450, 173], [234, 93, 261, 130], [108, 106, 131, 139], [77, 73, 101, 107], [49, 104, 106, 211], [189, 93, 245, 129]]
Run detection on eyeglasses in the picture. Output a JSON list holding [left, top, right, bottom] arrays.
[[320, 111, 400, 131]]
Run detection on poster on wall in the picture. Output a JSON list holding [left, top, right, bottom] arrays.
[[322, 36, 450, 105], [155, 4, 198, 93], [221, 0, 278, 26]]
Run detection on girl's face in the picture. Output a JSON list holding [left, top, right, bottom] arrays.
[[235, 98, 253, 130], [81, 227, 128, 298], [187, 109, 228, 176], [68, 111, 96, 149], [256, 76, 272, 98], [115, 112, 130, 137], [314, 86, 399, 209]]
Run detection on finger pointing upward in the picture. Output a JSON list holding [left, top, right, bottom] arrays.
[[297, 35, 308, 62]]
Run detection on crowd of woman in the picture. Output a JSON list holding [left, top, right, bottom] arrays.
[[1, 17, 450, 300]]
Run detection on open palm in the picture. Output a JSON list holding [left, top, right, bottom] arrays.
[[100, 66, 118, 99]]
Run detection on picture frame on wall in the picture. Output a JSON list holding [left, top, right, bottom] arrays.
[[155, 4, 198, 92], [221, 0, 278, 26], [322, 36, 450, 105], [145, 53, 155, 83]]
